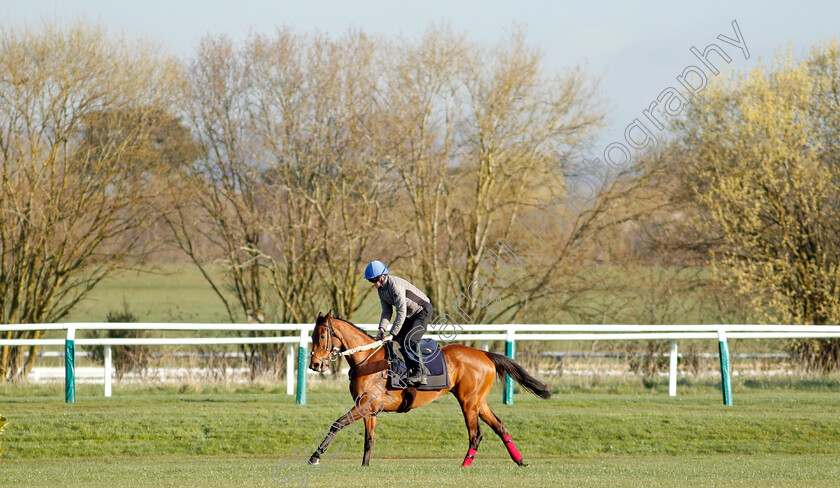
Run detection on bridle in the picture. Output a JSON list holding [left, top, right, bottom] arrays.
[[310, 318, 343, 362], [309, 317, 385, 367]]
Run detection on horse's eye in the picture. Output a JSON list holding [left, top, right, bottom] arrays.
[[320, 335, 326, 339]]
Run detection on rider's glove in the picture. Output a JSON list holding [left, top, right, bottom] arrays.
[[375, 328, 385, 341]]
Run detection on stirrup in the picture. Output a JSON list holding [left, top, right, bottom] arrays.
[[408, 370, 427, 385]]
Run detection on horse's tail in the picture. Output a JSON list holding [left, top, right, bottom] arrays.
[[485, 352, 551, 399]]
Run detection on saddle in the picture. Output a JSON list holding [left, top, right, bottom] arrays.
[[385, 339, 450, 391], [348, 338, 450, 392]]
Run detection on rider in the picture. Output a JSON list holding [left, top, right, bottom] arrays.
[[364, 260, 432, 385]]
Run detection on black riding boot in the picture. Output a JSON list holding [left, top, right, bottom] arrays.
[[408, 346, 428, 385], [400, 308, 432, 386]]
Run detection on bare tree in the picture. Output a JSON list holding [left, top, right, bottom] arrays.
[[166, 35, 265, 324], [248, 29, 388, 322], [380, 27, 613, 324], [450, 28, 607, 324], [0, 22, 179, 380], [167, 31, 392, 376], [375, 26, 468, 307], [163, 34, 289, 376], [168, 24, 673, 352]]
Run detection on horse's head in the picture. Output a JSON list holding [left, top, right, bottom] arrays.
[[309, 310, 344, 373]]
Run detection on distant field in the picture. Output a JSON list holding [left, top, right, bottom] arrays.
[[1, 382, 839, 487], [63, 265, 233, 324], [61, 264, 733, 325], [61, 264, 384, 325]]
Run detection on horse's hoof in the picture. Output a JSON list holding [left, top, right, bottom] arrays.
[[308, 455, 321, 466]]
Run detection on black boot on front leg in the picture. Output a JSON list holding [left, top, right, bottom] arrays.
[[308, 452, 321, 465]]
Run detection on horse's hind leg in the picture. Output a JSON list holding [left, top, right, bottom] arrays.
[[459, 401, 483, 467], [478, 403, 528, 466]]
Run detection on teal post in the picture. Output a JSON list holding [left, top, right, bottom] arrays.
[[503, 328, 515, 405], [718, 330, 733, 406], [65, 327, 76, 404], [296, 329, 308, 405]]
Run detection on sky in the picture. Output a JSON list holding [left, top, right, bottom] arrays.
[[2, 0, 839, 154]]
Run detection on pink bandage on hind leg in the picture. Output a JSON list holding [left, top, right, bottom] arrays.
[[503, 434, 523, 462], [462, 448, 478, 467]]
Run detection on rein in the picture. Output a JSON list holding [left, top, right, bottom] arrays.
[[338, 340, 385, 357], [343, 340, 385, 369], [310, 318, 386, 367]]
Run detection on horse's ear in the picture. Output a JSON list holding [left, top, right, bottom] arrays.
[[317, 311, 323, 319], [326, 309, 332, 319]]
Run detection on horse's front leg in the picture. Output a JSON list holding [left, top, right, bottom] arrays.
[[309, 407, 361, 466], [362, 416, 377, 466]]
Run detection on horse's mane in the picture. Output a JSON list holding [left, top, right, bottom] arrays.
[[319, 313, 373, 338]]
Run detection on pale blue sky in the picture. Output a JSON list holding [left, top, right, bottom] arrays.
[[2, 0, 838, 152]]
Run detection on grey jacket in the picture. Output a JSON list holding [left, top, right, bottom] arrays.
[[377, 275, 431, 336]]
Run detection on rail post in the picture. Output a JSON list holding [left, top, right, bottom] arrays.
[[668, 340, 678, 397], [718, 329, 733, 406], [65, 326, 76, 404], [104, 345, 112, 398], [286, 343, 295, 395], [503, 326, 515, 405], [296, 326, 308, 405]]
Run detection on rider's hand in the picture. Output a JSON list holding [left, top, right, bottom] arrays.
[[375, 329, 385, 341]]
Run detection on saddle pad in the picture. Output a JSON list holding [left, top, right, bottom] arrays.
[[387, 340, 450, 391]]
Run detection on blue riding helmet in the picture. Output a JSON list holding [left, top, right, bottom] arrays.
[[364, 260, 389, 280]]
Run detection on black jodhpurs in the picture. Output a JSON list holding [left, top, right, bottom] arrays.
[[394, 301, 433, 372]]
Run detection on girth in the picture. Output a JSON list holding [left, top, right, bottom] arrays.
[[347, 358, 418, 413], [348, 359, 389, 380]]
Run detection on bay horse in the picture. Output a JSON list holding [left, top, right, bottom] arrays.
[[307, 311, 551, 467]]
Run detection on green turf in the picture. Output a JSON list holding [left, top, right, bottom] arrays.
[[1, 382, 839, 487], [1, 455, 838, 488]]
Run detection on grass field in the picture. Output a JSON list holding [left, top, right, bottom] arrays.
[[61, 264, 386, 325], [60, 264, 741, 327], [62, 265, 236, 324], [9, 265, 836, 486], [2, 380, 840, 487]]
